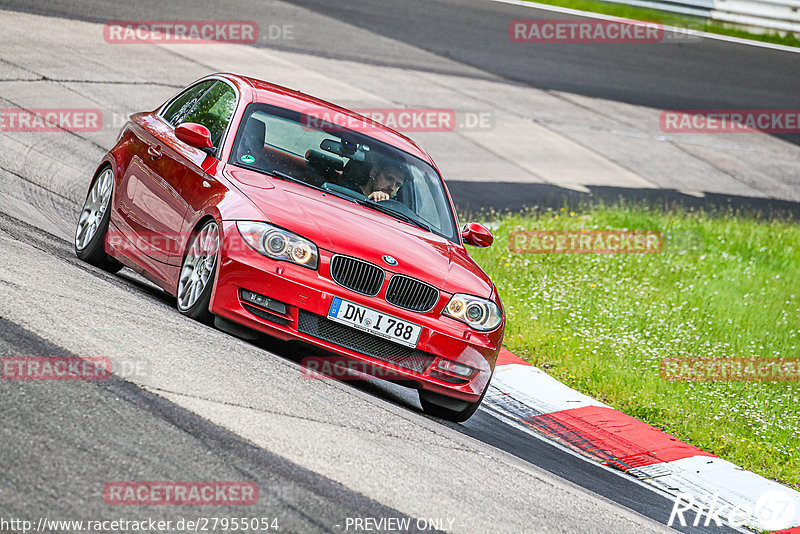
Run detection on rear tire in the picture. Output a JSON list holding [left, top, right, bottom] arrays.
[[176, 220, 219, 324], [75, 166, 123, 273], [418, 378, 490, 423]]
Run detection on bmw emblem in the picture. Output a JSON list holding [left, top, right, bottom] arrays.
[[382, 255, 398, 266]]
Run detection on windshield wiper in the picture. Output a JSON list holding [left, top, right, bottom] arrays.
[[355, 199, 431, 232], [270, 170, 304, 185]]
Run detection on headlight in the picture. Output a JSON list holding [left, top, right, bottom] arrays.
[[236, 222, 319, 269], [443, 293, 502, 331]]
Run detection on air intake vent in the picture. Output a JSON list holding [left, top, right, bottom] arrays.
[[385, 275, 439, 312], [329, 255, 384, 296], [298, 311, 435, 374]]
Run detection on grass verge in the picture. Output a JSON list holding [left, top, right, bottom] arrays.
[[468, 204, 800, 488], [520, 0, 800, 48]]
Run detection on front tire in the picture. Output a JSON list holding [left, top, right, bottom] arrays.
[[418, 378, 490, 423], [75, 166, 123, 273], [176, 220, 219, 323]]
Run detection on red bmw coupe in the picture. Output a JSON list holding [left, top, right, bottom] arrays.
[[74, 73, 504, 422]]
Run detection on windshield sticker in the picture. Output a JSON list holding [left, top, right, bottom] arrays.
[[240, 154, 256, 164]]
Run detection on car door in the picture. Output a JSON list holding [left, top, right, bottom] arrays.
[[169, 80, 238, 249], [121, 80, 238, 272], [117, 80, 215, 270]]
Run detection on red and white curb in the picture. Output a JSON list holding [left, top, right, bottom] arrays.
[[485, 349, 800, 532]]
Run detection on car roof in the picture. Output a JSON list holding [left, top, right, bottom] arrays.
[[210, 73, 437, 167]]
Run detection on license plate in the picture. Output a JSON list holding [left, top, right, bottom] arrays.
[[327, 297, 422, 348]]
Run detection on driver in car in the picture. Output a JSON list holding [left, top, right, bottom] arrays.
[[342, 156, 410, 201]]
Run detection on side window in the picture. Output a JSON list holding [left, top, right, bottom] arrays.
[[180, 81, 237, 148], [162, 81, 215, 126]]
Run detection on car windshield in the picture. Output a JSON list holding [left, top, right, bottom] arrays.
[[229, 103, 458, 242]]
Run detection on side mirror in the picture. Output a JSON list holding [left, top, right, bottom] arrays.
[[461, 222, 494, 247], [176, 123, 213, 150]]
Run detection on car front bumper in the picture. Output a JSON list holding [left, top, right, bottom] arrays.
[[209, 222, 503, 401]]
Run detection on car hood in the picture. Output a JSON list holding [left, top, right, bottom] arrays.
[[227, 169, 493, 298]]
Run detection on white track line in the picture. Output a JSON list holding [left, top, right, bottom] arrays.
[[491, 0, 800, 54]]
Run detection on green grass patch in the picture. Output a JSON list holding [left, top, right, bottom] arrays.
[[521, 0, 800, 48], [468, 204, 800, 488]]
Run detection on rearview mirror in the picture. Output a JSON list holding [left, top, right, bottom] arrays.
[[176, 122, 213, 150], [462, 222, 494, 247]]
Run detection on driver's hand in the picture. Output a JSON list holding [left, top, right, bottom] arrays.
[[368, 191, 390, 201]]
